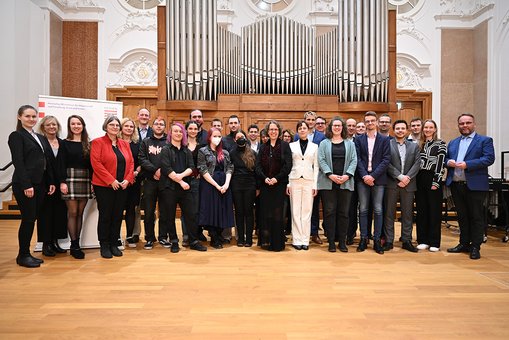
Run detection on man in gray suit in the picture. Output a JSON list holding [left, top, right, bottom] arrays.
[[384, 120, 421, 252]]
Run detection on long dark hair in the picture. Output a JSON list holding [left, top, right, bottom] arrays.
[[236, 130, 256, 170], [325, 116, 348, 139], [66, 115, 90, 156], [16, 105, 37, 131]]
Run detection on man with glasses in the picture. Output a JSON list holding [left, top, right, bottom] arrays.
[[315, 116, 327, 134], [378, 114, 392, 137], [354, 111, 391, 254]]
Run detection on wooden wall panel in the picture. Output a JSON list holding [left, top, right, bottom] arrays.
[[62, 22, 97, 99]]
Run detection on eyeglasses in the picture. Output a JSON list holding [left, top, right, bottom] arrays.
[[379, 121, 391, 124], [316, 122, 325, 125]]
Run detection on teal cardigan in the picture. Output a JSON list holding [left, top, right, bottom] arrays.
[[317, 138, 357, 191]]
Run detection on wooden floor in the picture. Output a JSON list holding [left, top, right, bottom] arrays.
[[0, 220, 508, 339]]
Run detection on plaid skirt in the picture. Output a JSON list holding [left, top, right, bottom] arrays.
[[62, 168, 93, 200]]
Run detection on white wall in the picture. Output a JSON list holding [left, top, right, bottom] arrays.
[[0, 0, 47, 202]]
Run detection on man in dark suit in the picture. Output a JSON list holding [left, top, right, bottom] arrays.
[[445, 113, 495, 260], [384, 120, 421, 252], [190, 109, 208, 145], [355, 111, 391, 254]]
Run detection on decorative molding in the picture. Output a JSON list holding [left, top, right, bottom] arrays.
[[108, 51, 157, 87], [439, 0, 493, 16], [397, 16, 426, 41], [54, 0, 99, 9], [396, 53, 431, 91], [113, 11, 157, 38], [217, 0, 232, 10], [313, 0, 336, 12]]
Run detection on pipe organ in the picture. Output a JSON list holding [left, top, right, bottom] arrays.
[[165, 0, 389, 102]]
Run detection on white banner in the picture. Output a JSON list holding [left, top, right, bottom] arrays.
[[36, 95, 124, 249]]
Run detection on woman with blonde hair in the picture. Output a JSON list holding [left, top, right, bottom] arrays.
[[119, 117, 142, 248]]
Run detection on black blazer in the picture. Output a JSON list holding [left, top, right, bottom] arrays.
[[8, 129, 54, 190], [138, 126, 153, 140]]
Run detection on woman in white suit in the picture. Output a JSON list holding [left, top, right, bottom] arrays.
[[287, 121, 319, 250], [318, 117, 357, 252]]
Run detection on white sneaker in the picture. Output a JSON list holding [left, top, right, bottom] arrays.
[[417, 244, 429, 250], [429, 247, 440, 252], [117, 239, 125, 250]]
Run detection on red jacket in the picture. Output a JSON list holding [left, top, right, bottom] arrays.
[[91, 135, 135, 187]]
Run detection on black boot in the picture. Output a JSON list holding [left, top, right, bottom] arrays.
[[70, 239, 85, 259], [51, 240, 67, 253], [374, 239, 384, 254], [110, 244, 123, 257], [338, 240, 348, 253], [100, 242, 113, 259], [357, 238, 367, 252], [42, 242, 56, 257]]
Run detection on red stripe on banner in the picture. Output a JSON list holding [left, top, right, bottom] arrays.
[[39, 101, 45, 108], [39, 111, 45, 118]]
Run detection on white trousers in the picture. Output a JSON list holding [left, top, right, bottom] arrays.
[[290, 178, 314, 246]]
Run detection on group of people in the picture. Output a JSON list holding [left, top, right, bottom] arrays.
[[9, 105, 495, 268]]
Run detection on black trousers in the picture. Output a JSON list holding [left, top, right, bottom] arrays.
[[143, 180, 168, 242], [415, 170, 443, 247], [37, 190, 68, 242], [94, 185, 128, 243], [232, 187, 256, 243], [160, 186, 200, 244], [13, 183, 45, 256], [450, 182, 487, 250], [321, 187, 352, 245]]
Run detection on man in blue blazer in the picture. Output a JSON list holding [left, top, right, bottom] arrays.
[[354, 111, 391, 254], [137, 108, 153, 140], [445, 113, 495, 260]]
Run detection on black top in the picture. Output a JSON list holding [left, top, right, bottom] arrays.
[[61, 140, 90, 169], [112, 145, 126, 181], [299, 138, 308, 155], [171, 144, 188, 174], [230, 146, 257, 190], [331, 141, 346, 176]]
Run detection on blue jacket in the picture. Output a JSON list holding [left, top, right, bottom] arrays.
[[354, 133, 391, 186], [294, 130, 326, 145], [445, 133, 495, 191]]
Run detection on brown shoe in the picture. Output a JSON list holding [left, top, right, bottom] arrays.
[[311, 235, 323, 245]]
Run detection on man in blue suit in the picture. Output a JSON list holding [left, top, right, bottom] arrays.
[[445, 113, 495, 260], [354, 111, 391, 254]]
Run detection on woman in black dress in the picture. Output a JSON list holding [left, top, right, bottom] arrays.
[[8, 105, 56, 267], [229, 130, 257, 247], [59, 115, 93, 259], [119, 117, 141, 248], [256, 120, 292, 251], [37, 115, 68, 256], [197, 128, 235, 249]]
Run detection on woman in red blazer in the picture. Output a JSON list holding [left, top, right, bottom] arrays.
[[91, 116, 134, 259]]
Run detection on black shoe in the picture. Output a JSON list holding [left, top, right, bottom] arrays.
[[292, 244, 302, 250], [222, 238, 231, 244], [346, 237, 354, 245], [447, 244, 471, 253], [190, 242, 207, 251], [469, 248, 481, 260], [110, 245, 123, 257], [198, 233, 207, 242], [159, 239, 171, 248], [70, 247, 85, 259], [42, 242, 56, 257], [357, 238, 367, 252], [244, 242, 253, 247], [328, 243, 336, 252], [51, 241, 67, 253], [374, 240, 384, 254], [301, 245, 309, 251], [211, 241, 223, 249], [30, 254, 44, 263], [383, 242, 394, 251], [126, 237, 137, 248], [402, 241, 418, 253], [338, 241, 348, 253], [144, 241, 154, 250], [132, 235, 140, 243], [182, 238, 190, 247], [170, 242, 180, 253], [16, 255, 41, 268], [100, 243, 112, 258]]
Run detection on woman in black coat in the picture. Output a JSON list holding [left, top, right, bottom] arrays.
[[8, 105, 56, 268]]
